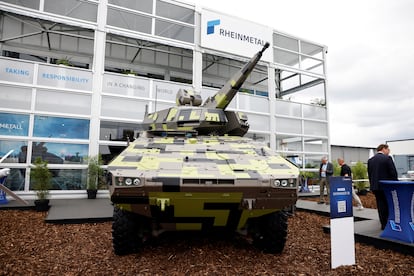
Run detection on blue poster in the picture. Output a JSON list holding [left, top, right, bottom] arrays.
[[329, 176, 353, 219], [0, 113, 29, 136]]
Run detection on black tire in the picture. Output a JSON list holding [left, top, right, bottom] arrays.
[[250, 211, 288, 254], [112, 207, 150, 255]]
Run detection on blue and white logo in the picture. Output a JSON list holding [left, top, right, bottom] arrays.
[[207, 19, 220, 35]]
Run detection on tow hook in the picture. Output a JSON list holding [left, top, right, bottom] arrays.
[[156, 198, 170, 211]]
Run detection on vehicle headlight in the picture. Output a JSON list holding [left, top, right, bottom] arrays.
[[133, 178, 141, 186], [125, 178, 132, 186], [272, 179, 281, 187], [281, 179, 288, 187]]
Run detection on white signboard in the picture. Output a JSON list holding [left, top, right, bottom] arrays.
[[0, 58, 34, 84], [103, 73, 150, 98], [201, 9, 273, 62], [37, 64, 92, 91]]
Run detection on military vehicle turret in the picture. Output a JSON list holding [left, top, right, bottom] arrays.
[[107, 42, 300, 255]]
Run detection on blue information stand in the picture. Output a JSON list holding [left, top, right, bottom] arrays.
[[329, 176, 355, 269], [380, 180, 414, 244], [330, 176, 353, 219]]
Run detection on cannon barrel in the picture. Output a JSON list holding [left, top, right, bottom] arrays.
[[202, 42, 269, 109]]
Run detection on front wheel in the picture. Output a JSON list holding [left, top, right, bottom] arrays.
[[112, 207, 151, 255], [249, 211, 288, 254]]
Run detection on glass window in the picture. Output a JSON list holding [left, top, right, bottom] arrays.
[[44, 0, 98, 22], [304, 154, 326, 169], [154, 19, 194, 43], [100, 121, 144, 141], [0, 140, 27, 163], [156, 1, 194, 24], [276, 135, 303, 152], [273, 33, 299, 52], [101, 96, 148, 119], [30, 169, 87, 190], [35, 89, 91, 115], [0, 113, 29, 137], [300, 41, 323, 59], [0, 86, 32, 110], [303, 120, 327, 136], [3, 168, 25, 191], [33, 116, 90, 139], [301, 56, 324, 74], [275, 117, 302, 134], [274, 48, 299, 68], [303, 104, 326, 120], [109, 0, 153, 13], [239, 94, 269, 113], [0, 0, 39, 9], [275, 100, 302, 117], [304, 138, 328, 153], [247, 113, 269, 132], [107, 7, 152, 34], [30, 142, 88, 164]]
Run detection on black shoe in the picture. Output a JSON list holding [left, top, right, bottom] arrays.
[[326, 202, 330, 205], [317, 201, 324, 204]]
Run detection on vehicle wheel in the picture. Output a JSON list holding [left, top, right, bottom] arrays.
[[112, 206, 151, 255], [250, 211, 288, 254]]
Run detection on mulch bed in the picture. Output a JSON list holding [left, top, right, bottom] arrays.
[[0, 192, 412, 275]]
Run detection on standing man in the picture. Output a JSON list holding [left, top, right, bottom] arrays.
[[318, 156, 333, 204], [338, 158, 364, 210], [367, 144, 398, 230]]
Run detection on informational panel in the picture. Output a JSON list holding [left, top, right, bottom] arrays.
[[201, 9, 273, 62], [102, 73, 150, 98], [37, 64, 92, 91], [329, 176, 355, 269], [0, 58, 34, 84]]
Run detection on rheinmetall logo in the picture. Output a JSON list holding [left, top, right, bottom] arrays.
[[207, 19, 220, 34], [206, 18, 265, 46]]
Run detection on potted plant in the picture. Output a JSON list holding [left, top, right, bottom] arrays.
[[352, 161, 369, 195], [30, 157, 52, 211], [56, 57, 72, 66], [86, 155, 104, 199]]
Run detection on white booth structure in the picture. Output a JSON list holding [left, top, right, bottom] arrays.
[[0, 0, 329, 197]]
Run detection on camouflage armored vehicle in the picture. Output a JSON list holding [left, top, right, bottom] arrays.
[[107, 42, 300, 255]]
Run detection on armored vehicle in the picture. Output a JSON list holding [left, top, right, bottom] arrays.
[[107, 43, 300, 255]]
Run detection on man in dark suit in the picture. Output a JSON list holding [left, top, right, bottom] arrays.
[[367, 144, 398, 230], [318, 156, 333, 204]]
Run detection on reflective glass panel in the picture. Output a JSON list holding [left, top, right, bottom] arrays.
[[0, 86, 32, 110], [30, 142, 88, 164], [0, 140, 27, 163], [3, 168, 25, 191], [44, 0, 98, 22], [107, 7, 152, 34], [30, 169, 87, 190], [156, 1, 194, 24], [109, 0, 153, 13], [33, 116, 90, 139], [155, 19, 194, 43]]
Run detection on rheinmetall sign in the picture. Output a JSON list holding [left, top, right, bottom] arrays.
[[201, 9, 272, 62]]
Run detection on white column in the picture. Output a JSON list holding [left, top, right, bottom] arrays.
[[268, 65, 276, 150], [88, 0, 107, 157]]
